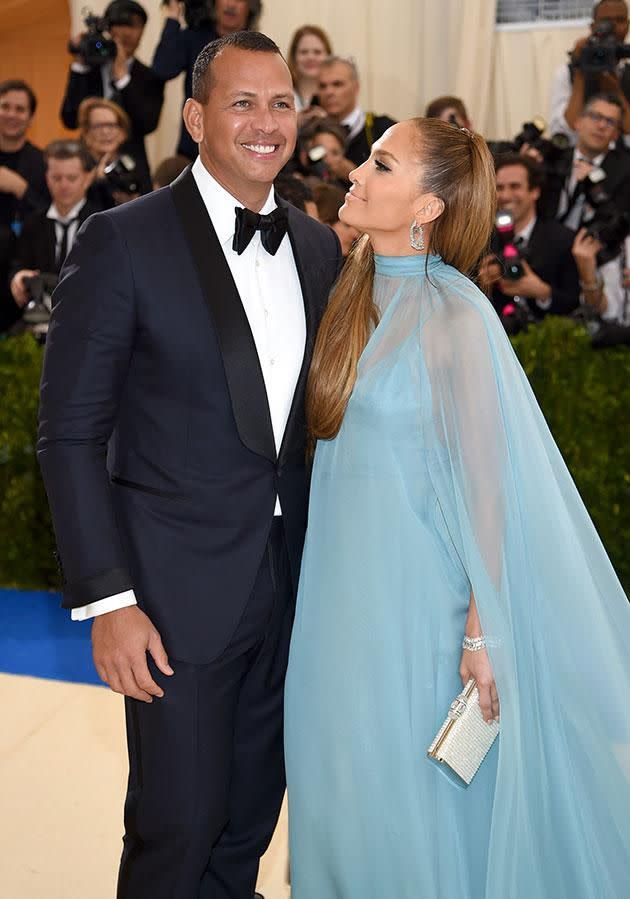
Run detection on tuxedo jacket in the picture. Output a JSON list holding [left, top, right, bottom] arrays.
[[38, 168, 342, 663], [541, 145, 630, 225], [346, 114, 397, 167], [10, 202, 98, 279], [60, 60, 164, 193], [490, 218, 580, 319]]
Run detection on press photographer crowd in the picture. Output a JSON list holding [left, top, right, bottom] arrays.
[[1, 0, 629, 344]]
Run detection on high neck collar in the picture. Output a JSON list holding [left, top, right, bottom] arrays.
[[374, 253, 442, 276]]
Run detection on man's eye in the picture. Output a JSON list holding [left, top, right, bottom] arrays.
[[274, 101, 292, 109], [234, 100, 250, 108], [374, 159, 390, 172]]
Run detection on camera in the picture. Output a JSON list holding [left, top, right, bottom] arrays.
[[306, 145, 333, 181], [21, 273, 59, 340], [488, 118, 572, 185], [581, 170, 630, 264], [573, 19, 630, 74], [495, 211, 525, 280], [70, 10, 117, 67], [103, 154, 140, 196]]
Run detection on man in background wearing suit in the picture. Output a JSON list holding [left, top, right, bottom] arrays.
[[61, 0, 164, 193], [9, 140, 96, 315], [542, 93, 630, 228], [478, 154, 580, 322], [317, 55, 396, 180], [38, 31, 341, 899]]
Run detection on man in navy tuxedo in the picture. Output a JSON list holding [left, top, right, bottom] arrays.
[[38, 31, 341, 899]]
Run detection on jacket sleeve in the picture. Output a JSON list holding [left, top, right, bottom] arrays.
[[60, 68, 98, 130], [151, 18, 188, 82], [37, 211, 137, 608], [112, 61, 165, 137]]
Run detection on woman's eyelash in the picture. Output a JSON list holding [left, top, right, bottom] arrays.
[[374, 159, 390, 172]]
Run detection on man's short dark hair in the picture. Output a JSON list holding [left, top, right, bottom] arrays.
[[192, 31, 282, 104], [104, 0, 148, 27], [44, 140, 92, 171], [0, 79, 37, 115], [583, 92, 625, 120], [495, 153, 545, 192], [274, 172, 313, 212], [425, 95, 470, 123], [298, 118, 347, 153]]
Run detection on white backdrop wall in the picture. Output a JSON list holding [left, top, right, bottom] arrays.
[[66, 1, 588, 181]]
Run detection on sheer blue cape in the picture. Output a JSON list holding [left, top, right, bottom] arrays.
[[390, 254, 630, 895]]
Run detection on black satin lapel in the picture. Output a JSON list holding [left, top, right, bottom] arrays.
[[170, 167, 276, 463], [278, 201, 319, 464]]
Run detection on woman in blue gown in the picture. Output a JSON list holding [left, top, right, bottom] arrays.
[[284, 118, 630, 898]]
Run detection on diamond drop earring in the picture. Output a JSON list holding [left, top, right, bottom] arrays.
[[410, 220, 425, 251]]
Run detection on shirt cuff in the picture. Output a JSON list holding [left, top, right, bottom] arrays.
[[71, 589, 137, 621], [535, 295, 553, 311], [71, 62, 90, 74], [113, 73, 131, 91]]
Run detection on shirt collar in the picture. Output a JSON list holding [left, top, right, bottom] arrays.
[[46, 198, 86, 224], [341, 106, 366, 140], [515, 214, 536, 244], [574, 147, 607, 167], [191, 156, 277, 247]]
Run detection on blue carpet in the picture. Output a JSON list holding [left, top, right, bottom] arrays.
[[0, 588, 102, 685]]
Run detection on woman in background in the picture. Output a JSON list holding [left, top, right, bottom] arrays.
[[287, 25, 332, 126]]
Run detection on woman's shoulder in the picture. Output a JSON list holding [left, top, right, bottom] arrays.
[[424, 264, 500, 337]]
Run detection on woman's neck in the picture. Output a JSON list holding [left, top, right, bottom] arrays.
[[296, 76, 319, 106]]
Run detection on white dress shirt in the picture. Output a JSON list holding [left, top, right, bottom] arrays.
[[72, 158, 306, 621], [341, 106, 366, 143], [47, 198, 86, 263], [70, 60, 132, 96], [557, 148, 606, 230]]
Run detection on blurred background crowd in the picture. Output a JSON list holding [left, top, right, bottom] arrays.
[[0, 0, 629, 346]]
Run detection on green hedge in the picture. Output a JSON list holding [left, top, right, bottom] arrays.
[[1, 320, 629, 593]]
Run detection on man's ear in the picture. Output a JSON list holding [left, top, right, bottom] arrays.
[[183, 98, 204, 144], [414, 195, 445, 225]]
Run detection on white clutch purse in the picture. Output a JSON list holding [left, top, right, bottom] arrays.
[[427, 679, 499, 785]]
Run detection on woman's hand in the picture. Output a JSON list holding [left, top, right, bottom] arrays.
[[460, 648, 499, 723]]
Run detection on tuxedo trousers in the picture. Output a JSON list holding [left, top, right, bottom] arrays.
[[117, 518, 293, 899]]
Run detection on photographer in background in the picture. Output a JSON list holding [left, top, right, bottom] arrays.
[[549, 0, 630, 147], [6, 140, 96, 336], [0, 79, 49, 333], [292, 117, 350, 189], [572, 228, 630, 323], [478, 155, 579, 330], [78, 97, 141, 210], [61, 0, 163, 194], [542, 94, 630, 229], [153, 0, 261, 160], [425, 95, 472, 129]]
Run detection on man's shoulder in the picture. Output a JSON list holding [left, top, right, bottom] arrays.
[[87, 188, 176, 241], [22, 141, 44, 160]]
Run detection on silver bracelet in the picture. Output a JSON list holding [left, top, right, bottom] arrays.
[[462, 635, 486, 652]]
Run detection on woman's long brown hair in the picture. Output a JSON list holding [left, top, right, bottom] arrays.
[[307, 117, 496, 444]]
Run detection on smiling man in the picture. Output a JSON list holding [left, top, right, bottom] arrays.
[[38, 31, 341, 899]]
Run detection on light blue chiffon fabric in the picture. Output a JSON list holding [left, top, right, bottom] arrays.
[[284, 253, 630, 898]]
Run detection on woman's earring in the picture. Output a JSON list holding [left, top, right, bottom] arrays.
[[410, 220, 425, 251]]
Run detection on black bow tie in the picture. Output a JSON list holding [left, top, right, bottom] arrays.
[[233, 205, 289, 256]]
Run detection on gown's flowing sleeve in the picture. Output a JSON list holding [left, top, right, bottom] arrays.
[[418, 269, 630, 898]]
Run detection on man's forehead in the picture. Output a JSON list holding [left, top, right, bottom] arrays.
[[586, 102, 621, 120], [1, 91, 29, 106], [213, 49, 291, 85]]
